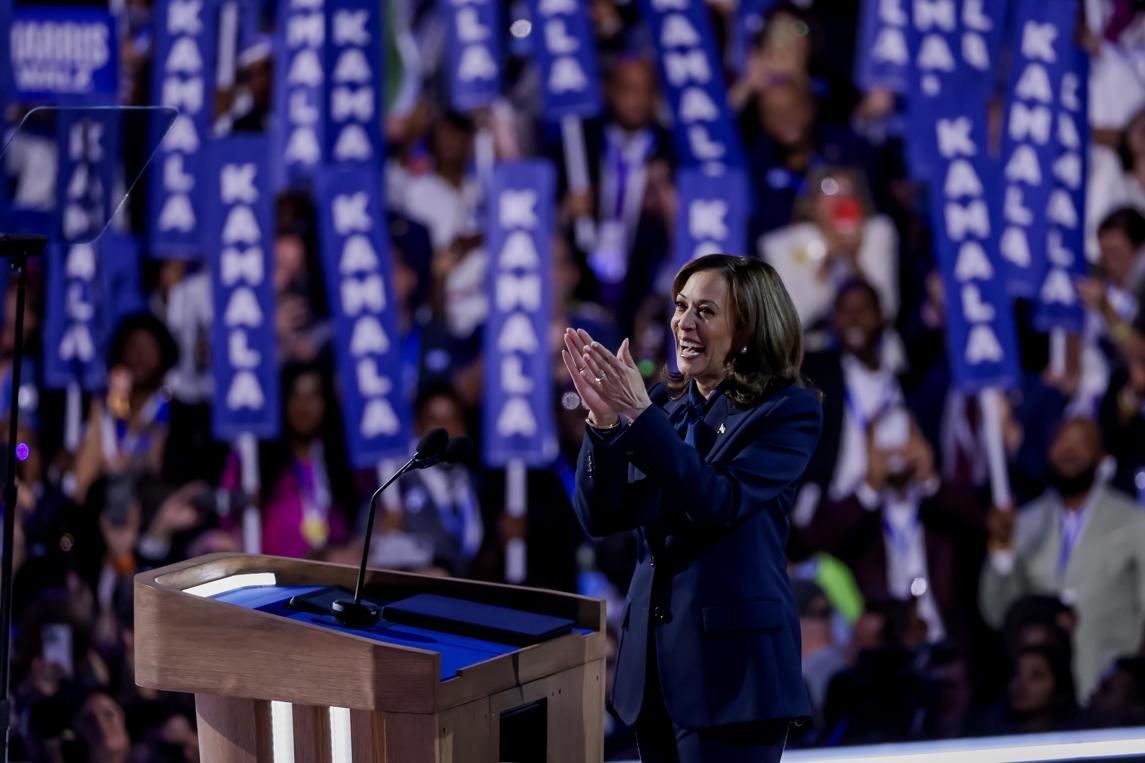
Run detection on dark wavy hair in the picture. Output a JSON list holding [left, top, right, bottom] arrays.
[[665, 254, 807, 406]]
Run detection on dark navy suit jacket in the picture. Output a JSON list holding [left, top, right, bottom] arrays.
[[573, 381, 821, 729]]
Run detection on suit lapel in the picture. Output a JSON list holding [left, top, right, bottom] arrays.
[[1063, 489, 1115, 586], [705, 396, 764, 463]]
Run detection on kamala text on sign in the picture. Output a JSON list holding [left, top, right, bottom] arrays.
[[1036, 39, 1089, 334], [149, 0, 218, 257], [856, 0, 909, 93], [528, 0, 602, 118], [674, 167, 748, 270], [45, 110, 118, 390], [208, 137, 280, 439], [998, 0, 1074, 297], [10, 6, 118, 100], [274, 0, 326, 183], [482, 162, 557, 467], [325, 0, 384, 163], [639, 0, 744, 169], [317, 169, 410, 465], [447, 0, 502, 111], [930, 113, 1020, 392]]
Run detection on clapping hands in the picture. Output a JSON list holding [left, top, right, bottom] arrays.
[[561, 328, 652, 426]]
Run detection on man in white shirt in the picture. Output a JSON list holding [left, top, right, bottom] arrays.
[[400, 110, 487, 337], [981, 418, 1145, 700], [799, 279, 905, 511]]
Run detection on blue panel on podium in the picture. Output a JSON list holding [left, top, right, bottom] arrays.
[[383, 593, 575, 646], [210, 585, 524, 679]]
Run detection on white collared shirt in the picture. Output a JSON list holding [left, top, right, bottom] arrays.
[[829, 354, 904, 500]]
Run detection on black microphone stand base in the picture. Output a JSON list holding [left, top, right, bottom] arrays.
[[332, 598, 380, 627]]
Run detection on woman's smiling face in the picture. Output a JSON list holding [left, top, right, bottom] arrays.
[[671, 269, 735, 389]]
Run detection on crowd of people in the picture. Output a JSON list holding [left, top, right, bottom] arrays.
[[5, 0, 1145, 760]]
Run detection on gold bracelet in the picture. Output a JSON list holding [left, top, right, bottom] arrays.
[[586, 414, 621, 430]]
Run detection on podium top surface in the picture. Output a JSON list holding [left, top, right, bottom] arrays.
[[211, 584, 581, 680], [134, 554, 606, 712]]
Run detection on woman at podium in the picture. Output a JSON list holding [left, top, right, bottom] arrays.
[[562, 254, 821, 762]]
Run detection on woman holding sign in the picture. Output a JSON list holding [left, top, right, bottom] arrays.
[[563, 254, 821, 762]]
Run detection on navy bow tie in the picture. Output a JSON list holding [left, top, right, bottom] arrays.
[[676, 385, 720, 447]]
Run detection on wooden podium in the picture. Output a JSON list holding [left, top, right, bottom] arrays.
[[134, 553, 606, 762]]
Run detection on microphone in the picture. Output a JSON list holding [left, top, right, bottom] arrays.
[[332, 428, 450, 627], [411, 427, 449, 465], [444, 436, 473, 464]]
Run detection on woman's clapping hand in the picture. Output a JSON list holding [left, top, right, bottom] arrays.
[[563, 328, 652, 422]]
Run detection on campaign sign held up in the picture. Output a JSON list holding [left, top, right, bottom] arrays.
[[527, 0, 602, 119], [855, 0, 910, 93], [638, 0, 744, 169], [997, 0, 1076, 297], [316, 167, 412, 465], [148, 0, 219, 258], [325, 0, 385, 164], [482, 161, 559, 467], [1035, 42, 1089, 334], [674, 166, 749, 269], [10, 6, 118, 101], [927, 109, 1020, 393], [206, 136, 280, 439], [43, 109, 120, 390], [272, 0, 327, 186], [445, 0, 502, 111]]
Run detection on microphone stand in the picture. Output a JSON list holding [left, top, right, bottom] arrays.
[[0, 234, 47, 763], [332, 430, 459, 627], [332, 454, 423, 627]]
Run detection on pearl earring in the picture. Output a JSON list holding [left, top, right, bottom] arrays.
[[739, 346, 747, 354]]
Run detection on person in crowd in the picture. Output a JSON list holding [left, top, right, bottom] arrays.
[[980, 417, 1145, 700], [550, 233, 618, 359], [1089, 106, 1145, 258], [1085, 656, 1145, 728], [792, 406, 985, 647], [161, 260, 215, 480], [1001, 595, 1076, 659], [563, 57, 673, 309], [388, 385, 483, 576], [73, 314, 178, 503], [71, 689, 134, 763], [729, 3, 820, 112], [1076, 207, 1145, 412], [919, 641, 974, 740], [223, 363, 360, 557], [799, 279, 906, 507], [401, 110, 488, 339], [792, 579, 847, 728], [820, 596, 935, 744], [401, 109, 481, 253], [273, 231, 331, 364], [1099, 338, 1145, 499], [740, 76, 882, 240], [566, 254, 821, 761], [760, 165, 898, 342], [225, 36, 273, 134], [980, 644, 1080, 735]]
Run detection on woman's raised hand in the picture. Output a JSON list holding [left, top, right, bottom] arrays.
[[582, 337, 652, 421], [562, 328, 619, 427]]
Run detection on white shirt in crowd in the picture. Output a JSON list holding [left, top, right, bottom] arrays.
[[759, 215, 899, 331], [165, 270, 214, 404], [881, 488, 946, 643], [395, 170, 489, 337], [829, 353, 905, 501], [400, 172, 483, 251]]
